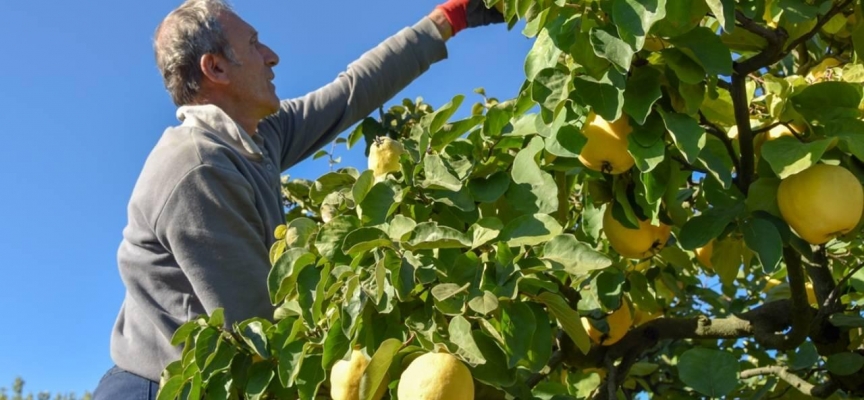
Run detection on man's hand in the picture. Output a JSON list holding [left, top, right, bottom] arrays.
[[433, 0, 505, 37]]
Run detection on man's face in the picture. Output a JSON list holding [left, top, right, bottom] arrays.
[[218, 12, 280, 119]]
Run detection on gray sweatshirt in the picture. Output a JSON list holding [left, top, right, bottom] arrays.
[[110, 17, 448, 382]]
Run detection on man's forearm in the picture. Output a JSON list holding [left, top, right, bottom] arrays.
[[429, 9, 453, 41]]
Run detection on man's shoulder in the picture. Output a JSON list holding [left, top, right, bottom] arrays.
[[126, 125, 249, 219]]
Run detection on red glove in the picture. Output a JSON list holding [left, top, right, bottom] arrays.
[[435, 0, 505, 36]]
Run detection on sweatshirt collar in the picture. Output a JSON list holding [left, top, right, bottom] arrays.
[[176, 104, 264, 161]]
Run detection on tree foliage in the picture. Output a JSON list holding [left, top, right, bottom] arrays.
[[159, 0, 864, 398]]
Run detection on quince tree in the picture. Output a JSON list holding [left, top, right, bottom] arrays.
[[159, 0, 864, 398]]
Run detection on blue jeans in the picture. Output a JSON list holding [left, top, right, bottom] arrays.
[[93, 365, 160, 400]]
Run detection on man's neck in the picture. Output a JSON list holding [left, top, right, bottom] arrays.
[[192, 96, 260, 136], [212, 102, 260, 136]]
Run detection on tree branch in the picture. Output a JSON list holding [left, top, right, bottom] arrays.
[[734, 11, 788, 75], [827, 262, 864, 309], [756, 248, 813, 351], [526, 350, 564, 388], [730, 73, 755, 193], [785, 0, 855, 52], [740, 366, 838, 398]]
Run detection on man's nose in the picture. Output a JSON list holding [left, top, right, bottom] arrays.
[[263, 44, 279, 67]]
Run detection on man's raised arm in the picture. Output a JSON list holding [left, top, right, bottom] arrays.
[[261, 0, 504, 171]]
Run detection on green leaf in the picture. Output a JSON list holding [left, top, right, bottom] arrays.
[[660, 110, 706, 164], [470, 218, 503, 249], [826, 352, 864, 376], [525, 303, 553, 373], [404, 222, 472, 250], [700, 86, 737, 126], [295, 354, 325, 400], [342, 227, 393, 255], [525, 28, 563, 81], [779, 0, 820, 24], [424, 95, 464, 135], [590, 27, 635, 72], [278, 340, 305, 388], [296, 266, 322, 328], [171, 321, 202, 347], [629, 115, 667, 173], [651, 0, 709, 38], [742, 217, 783, 273], [531, 66, 571, 123], [241, 321, 270, 359], [245, 360, 274, 400], [432, 116, 484, 151], [469, 331, 517, 387], [791, 81, 864, 123], [612, 0, 668, 50], [156, 376, 184, 400], [826, 119, 864, 161], [194, 328, 219, 371], [500, 302, 536, 368], [663, 49, 706, 85], [746, 178, 782, 216], [469, 171, 511, 203], [200, 336, 236, 383], [542, 234, 613, 277], [762, 136, 833, 179], [829, 314, 864, 328], [432, 282, 471, 302], [510, 136, 559, 214], [678, 348, 739, 397], [322, 318, 350, 370], [309, 172, 356, 205], [449, 316, 487, 366], [668, 27, 733, 76], [714, 238, 746, 285], [283, 218, 318, 249], [314, 215, 360, 263], [535, 292, 591, 354], [789, 341, 820, 371], [421, 154, 463, 192], [679, 204, 742, 250], [388, 215, 417, 242], [268, 248, 317, 304], [705, 0, 735, 32], [358, 180, 402, 225], [468, 290, 500, 315], [571, 69, 627, 122], [593, 269, 626, 311], [360, 338, 403, 400], [179, 373, 202, 400], [548, 122, 587, 158], [500, 214, 564, 247], [623, 66, 663, 125], [721, 27, 768, 52]]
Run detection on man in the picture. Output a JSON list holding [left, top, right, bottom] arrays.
[[93, 1, 504, 398]]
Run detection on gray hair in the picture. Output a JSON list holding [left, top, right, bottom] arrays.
[[154, 0, 240, 106]]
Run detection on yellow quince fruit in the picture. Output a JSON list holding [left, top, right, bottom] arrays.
[[330, 348, 387, 400], [603, 206, 671, 259], [579, 112, 635, 175], [368, 136, 405, 178], [581, 301, 633, 346], [397, 352, 474, 400], [777, 164, 864, 245], [694, 240, 714, 269]]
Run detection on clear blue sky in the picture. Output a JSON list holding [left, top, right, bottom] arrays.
[[0, 0, 534, 395]]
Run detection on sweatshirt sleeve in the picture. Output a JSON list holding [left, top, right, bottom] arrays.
[[266, 16, 448, 171], [154, 164, 274, 324]]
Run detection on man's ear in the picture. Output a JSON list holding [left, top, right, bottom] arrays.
[[200, 53, 230, 86]]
